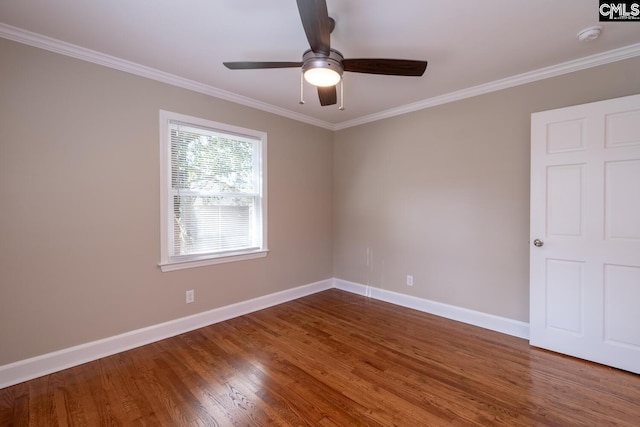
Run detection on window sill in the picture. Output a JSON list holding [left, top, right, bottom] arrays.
[[159, 249, 269, 272]]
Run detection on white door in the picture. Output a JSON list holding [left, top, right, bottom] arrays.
[[530, 93, 640, 374]]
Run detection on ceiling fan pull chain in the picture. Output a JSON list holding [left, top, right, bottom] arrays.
[[299, 71, 305, 105], [339, 77, 344, 110]]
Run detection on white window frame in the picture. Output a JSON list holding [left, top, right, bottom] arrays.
[[159, 110, 268, 272]]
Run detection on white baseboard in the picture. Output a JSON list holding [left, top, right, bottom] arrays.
[[1, 277, 530, 389], [334, 279, 530, 340], [0, 279, 333, 389]]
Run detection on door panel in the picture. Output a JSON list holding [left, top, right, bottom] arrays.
[[530, 93, 640, 374], [605, 160, 640, 240], [546, 164, 585, 237], [603, 264, 640, 348], [546, 119, 585, 153], [545, 259, 584, 334], [605, 109, 640, 148]]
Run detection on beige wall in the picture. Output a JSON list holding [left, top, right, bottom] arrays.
[[2, 35, 639, 367], [0, 38, 334, 365], [333, 56, 640, 322]]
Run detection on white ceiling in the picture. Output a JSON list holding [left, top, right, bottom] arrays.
[[1, 1, 640, 129]]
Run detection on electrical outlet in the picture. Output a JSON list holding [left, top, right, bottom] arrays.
[[186, 290, 195, 304], [406, 275, 414, 286]]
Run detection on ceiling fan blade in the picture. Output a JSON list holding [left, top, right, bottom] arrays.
[[317, 86, 337, 106], [296, 0, 331, 55], [342, 59, 428, 76], [224, 61, 303, 70]]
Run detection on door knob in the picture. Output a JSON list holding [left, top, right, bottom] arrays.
[[533, 239, 544, 247]]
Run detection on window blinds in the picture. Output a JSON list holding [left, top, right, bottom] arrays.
[[168, 122, 261, 259]]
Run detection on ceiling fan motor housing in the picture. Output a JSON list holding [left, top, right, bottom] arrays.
[[302, 49, 345, 82]]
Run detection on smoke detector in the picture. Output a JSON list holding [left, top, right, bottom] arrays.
[[577, 25, 603, 42]]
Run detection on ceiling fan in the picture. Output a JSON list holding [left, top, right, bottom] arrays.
[[223, 0, 428, 108]]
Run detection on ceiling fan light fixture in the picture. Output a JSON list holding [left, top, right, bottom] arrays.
[[303, 67, 341, 87], [302, 48, 344, 87]]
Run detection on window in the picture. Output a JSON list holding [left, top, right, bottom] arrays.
[[159, 110, 267, 272]]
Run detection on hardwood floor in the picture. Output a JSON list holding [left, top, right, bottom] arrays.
[[1, 289, 639, 426]]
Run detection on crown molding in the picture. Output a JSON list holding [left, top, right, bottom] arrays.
[[0, 23, 335, 131], [2, 23, 639, 132], [333, 42, 640, 130]]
